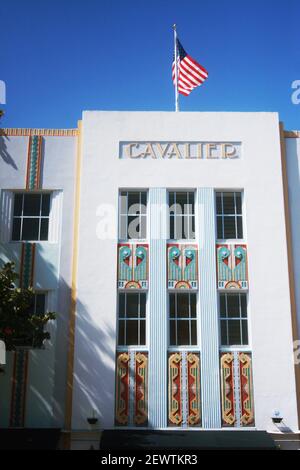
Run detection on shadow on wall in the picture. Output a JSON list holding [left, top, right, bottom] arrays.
[[0, 136, 18, 170], [0, 252, 116, 431], [72, 296, 116, 429]]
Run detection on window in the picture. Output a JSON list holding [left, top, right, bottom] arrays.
[[118, 292, 146, 346], [169, 191, 195, 240], [12, 193, 51, 241], [216, 191, 243, 239], [219, 293, 248, 346], [119, 191, 147, 240], [169, 292, 197, 346]]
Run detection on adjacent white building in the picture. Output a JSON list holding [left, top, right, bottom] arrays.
[[0, 112, 300, 449]]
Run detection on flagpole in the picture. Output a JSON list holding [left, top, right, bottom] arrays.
[[173, 24, 179, 112]]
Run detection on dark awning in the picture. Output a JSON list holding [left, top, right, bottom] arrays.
[[100, 429, 278, 450]]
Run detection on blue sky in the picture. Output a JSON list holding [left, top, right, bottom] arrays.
[[0, 0, 299, 129]]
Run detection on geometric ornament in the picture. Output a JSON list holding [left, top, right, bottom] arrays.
[[217, 244, 248, 289], [167, 244, 198, 290], [118, 244, 148, 289]]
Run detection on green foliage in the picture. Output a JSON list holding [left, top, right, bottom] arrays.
[[0, 262, 56, 351]]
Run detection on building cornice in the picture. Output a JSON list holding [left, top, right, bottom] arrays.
[[0, 128, 78, 136], [284, 130, 300, 138]]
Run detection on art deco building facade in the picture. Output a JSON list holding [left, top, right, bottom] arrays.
[[0, 112, 300, 449]]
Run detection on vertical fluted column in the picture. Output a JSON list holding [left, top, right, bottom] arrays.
[[197, 188, 221, 428], [148, 188, 168, 428]]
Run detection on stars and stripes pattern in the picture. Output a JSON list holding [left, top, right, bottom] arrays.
[[172, 39, 208, 96]]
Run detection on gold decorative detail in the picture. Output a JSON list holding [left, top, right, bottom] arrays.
[[0, 128, 78, 136]]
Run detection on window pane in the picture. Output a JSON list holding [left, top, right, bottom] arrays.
[[12, 218, 21, 241], [182, 216, 190, 240], [240, 294, 247, 318], [126, 320, 138, 345], [118, 293, 125, 318], [140, 320, 146, 345], [169, 192, 175, 208], [119, 215, 127, 239], [236, 216, 243, 239], [216, 193, 222, 214], [128, 192, 140, 214], [140, 293, 146, 318], [190, 320, 197, 345], [220, 294, 226, 318], [235, 193, 242, 215], [170, 320, 176, 345], [175, 215, 184, 239], [14, 194, 23, 216], [222, 193, 235, 214], [127, 215, 139, 239], [186, 215, 195, 239], [169, 294, 175, 318], [140, 215, 147, 239], [118, 320, 125, 345], [126, 294, 139, 318], [169, 215, 175, 239], [220, 320, 228, 345], [177, 294, 189, 318], [40, 218, 49, 241], [190, 294, 197, 318], [119, 192, 127, 214], [227, 295, 240, 318], [22, 218, 39, 241], [241, 320, 249, 345], [223, 216, 236, 239], [35, 294, 46, 315], [23, 194, 41, 216], [217, 216, 223, 239], [176, 193, 188, 214], [41, 194, 50, 216], [188, 192, 195, 214], [140, 192, 147, 214], [228, 320, 242, 345], [177, 320, 190, 345]]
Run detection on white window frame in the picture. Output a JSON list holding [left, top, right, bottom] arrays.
[[215, 190, 245, 242], [168, 291, 198, 348], [219, 292, 250, 349], [117, 291, 147, 348], [11, 191, 51, 242], [118, 190, 148, 242], [168, 189, 196, 242]]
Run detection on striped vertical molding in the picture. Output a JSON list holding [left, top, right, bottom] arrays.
[[148, 188, 168, 428], [26, 135, 43, 190], [0, 190, 14, 242], [10, 243, 36, 427], [197, 188, 221, 428]]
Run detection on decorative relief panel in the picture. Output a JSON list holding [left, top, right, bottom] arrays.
[[115, 351, 148, 426], [118, 244, 148, 289], [168, 352, 201, 427], [217, 244, 248, 289], [167, 244, 198, 290], [220, 352, 254, 427]]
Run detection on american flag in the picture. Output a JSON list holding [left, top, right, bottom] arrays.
[[172, 39, 208, 96]]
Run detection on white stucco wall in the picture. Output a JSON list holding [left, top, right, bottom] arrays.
[[73, 111, 298, 432], [286, 136, 300, 342], [0, 133, 77, 428]]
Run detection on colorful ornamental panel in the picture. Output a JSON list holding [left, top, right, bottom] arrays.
[[167, 244, 198, 290], [168, 352, 201, 427], [26, 135, 43, 190], [118, 244, 148, 289], [217, 244, 248, 289], [220, 352, 255, 427], [115, 351, 148, 426]]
